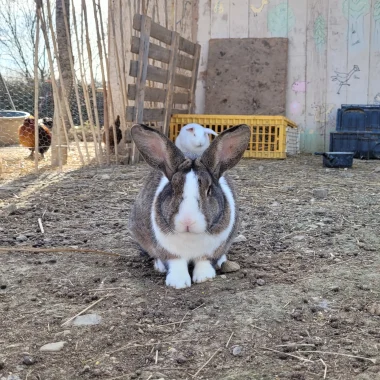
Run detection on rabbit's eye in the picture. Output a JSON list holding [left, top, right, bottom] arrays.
[[207, 186, 212, 197]]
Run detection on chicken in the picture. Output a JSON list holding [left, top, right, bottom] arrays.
[[18, 115, 52, 159], [102, 115, 122, 151], [38, 117, 53, 130]]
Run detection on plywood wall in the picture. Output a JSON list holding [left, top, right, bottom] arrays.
[[196, 0, 380, 152]]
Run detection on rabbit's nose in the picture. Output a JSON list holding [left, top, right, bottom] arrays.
[[180, 219, 196, 232]]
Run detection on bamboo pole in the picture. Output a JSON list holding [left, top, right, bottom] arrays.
[[110, 2, 128, 159], [37, 1, 66, 170], [101, 0, 120, 162], [33, 4, 40, 173], [81, 0, 103, 160], [61, 0, 90, 163], [45, 0, 85, 167], [41, 3, 70, 166], [91, 0, 110, 165], [71, 0, 101, 165]]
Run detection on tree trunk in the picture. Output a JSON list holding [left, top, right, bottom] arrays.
[[52, 0, 73, 166]]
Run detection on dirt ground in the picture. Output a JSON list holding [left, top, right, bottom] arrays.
[[1, 155, 380, 380]]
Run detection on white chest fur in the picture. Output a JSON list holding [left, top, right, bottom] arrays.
[[151, 174, 235, 261]]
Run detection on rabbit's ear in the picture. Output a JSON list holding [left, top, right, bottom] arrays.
[[201, 124, 251, 179], [131, 124, 185, 180], [204, 128, 218, 136]]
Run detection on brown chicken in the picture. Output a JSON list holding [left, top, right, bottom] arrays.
[[102, 115, 122, 151], [18, 115, 52, 159]]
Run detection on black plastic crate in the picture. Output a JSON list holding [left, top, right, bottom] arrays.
[[329, 131, 380, 159], [336, 105, 380, 132]]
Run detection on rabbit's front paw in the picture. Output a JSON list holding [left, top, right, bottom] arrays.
[[193, 260, 216, 283], [165, 259, 191, 289], [154, 259, 167, 273]]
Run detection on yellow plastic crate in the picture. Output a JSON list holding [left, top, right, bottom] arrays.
[[169, 114, 298, 159]]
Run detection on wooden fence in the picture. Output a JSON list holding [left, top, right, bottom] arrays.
[[127, 14, 201, 162]]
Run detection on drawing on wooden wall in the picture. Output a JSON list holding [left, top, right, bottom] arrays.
[[314, 15, 327, 51], [331, 65, 360, 94], [342, 0, 370, 46], [267, 2, 295, 37], [292, 81, 309, 93], [213, 0, 224, 14], [374, 93, 380, 105], [250, 0, 269, 17], [290, 100, 302, 116], [311, 103, 335, 123]]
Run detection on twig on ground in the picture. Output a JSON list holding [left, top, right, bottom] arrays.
[[61, 294, 111, 326], [300, 350, 376, 364], [320, 358, 327, 379], [0, 246, 122, 257], [260, 347, 313, 363], [38, 218, 44, 233], [191, 348, 221, 378], [251, 324, 270, 334], [225, 332, 234, 348]]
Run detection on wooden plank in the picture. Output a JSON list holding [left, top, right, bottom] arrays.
[[130, 60, 192, 88], [189, 43, 201, 113], [248, 0, 270, 38], [131, 35, 194, 70], [134, 15, 151, 124], [128, 84, 189, 104], [325, 0, 349, 149], [210, 0, 230, 38], [368, 0, 380, 105], [229, 0, 248, 38], [133, 13, 196, 56], [286, 0, 307, 153], [126, 107, 187, 121], [128, 84, 166, 102], [346, 1, 371, 107], [304, 0, 330, 153], [163, 31, 180, 136], [195, 1, 211, 113]]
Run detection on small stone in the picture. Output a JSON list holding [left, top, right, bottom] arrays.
[[40, 341, 66, 352], [368, 303, 380, 316], [220, 274, 227, 279], [256, 278, 265, 286], [81, 365, 90, 373], [16, 234, 28, 242], [22, 355, 35, 366], [71, 313, 102, 326], [271, 201, 280, 207], [374, 166, 380, 173], [258, 166, 264, 172], [3, 204, 17, 216], [233, 234, 247, 243], [293, 235, 305, 241], [6, 375, 21, 380], [176, 355, 187, 364], [221, 260, 240, 273], [313, 188, 329, 199], [232, 345, 242, 356], [100, 174, 111, 180], [330, 285, 340, 292]]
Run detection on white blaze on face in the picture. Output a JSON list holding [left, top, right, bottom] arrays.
[[174, 170, 207, 233]]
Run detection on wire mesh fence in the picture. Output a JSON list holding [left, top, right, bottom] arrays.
[[0, 0, 196, 180]]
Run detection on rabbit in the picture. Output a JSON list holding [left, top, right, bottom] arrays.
[[129, 123, 251, 289], [175, 123, 218, 157]]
